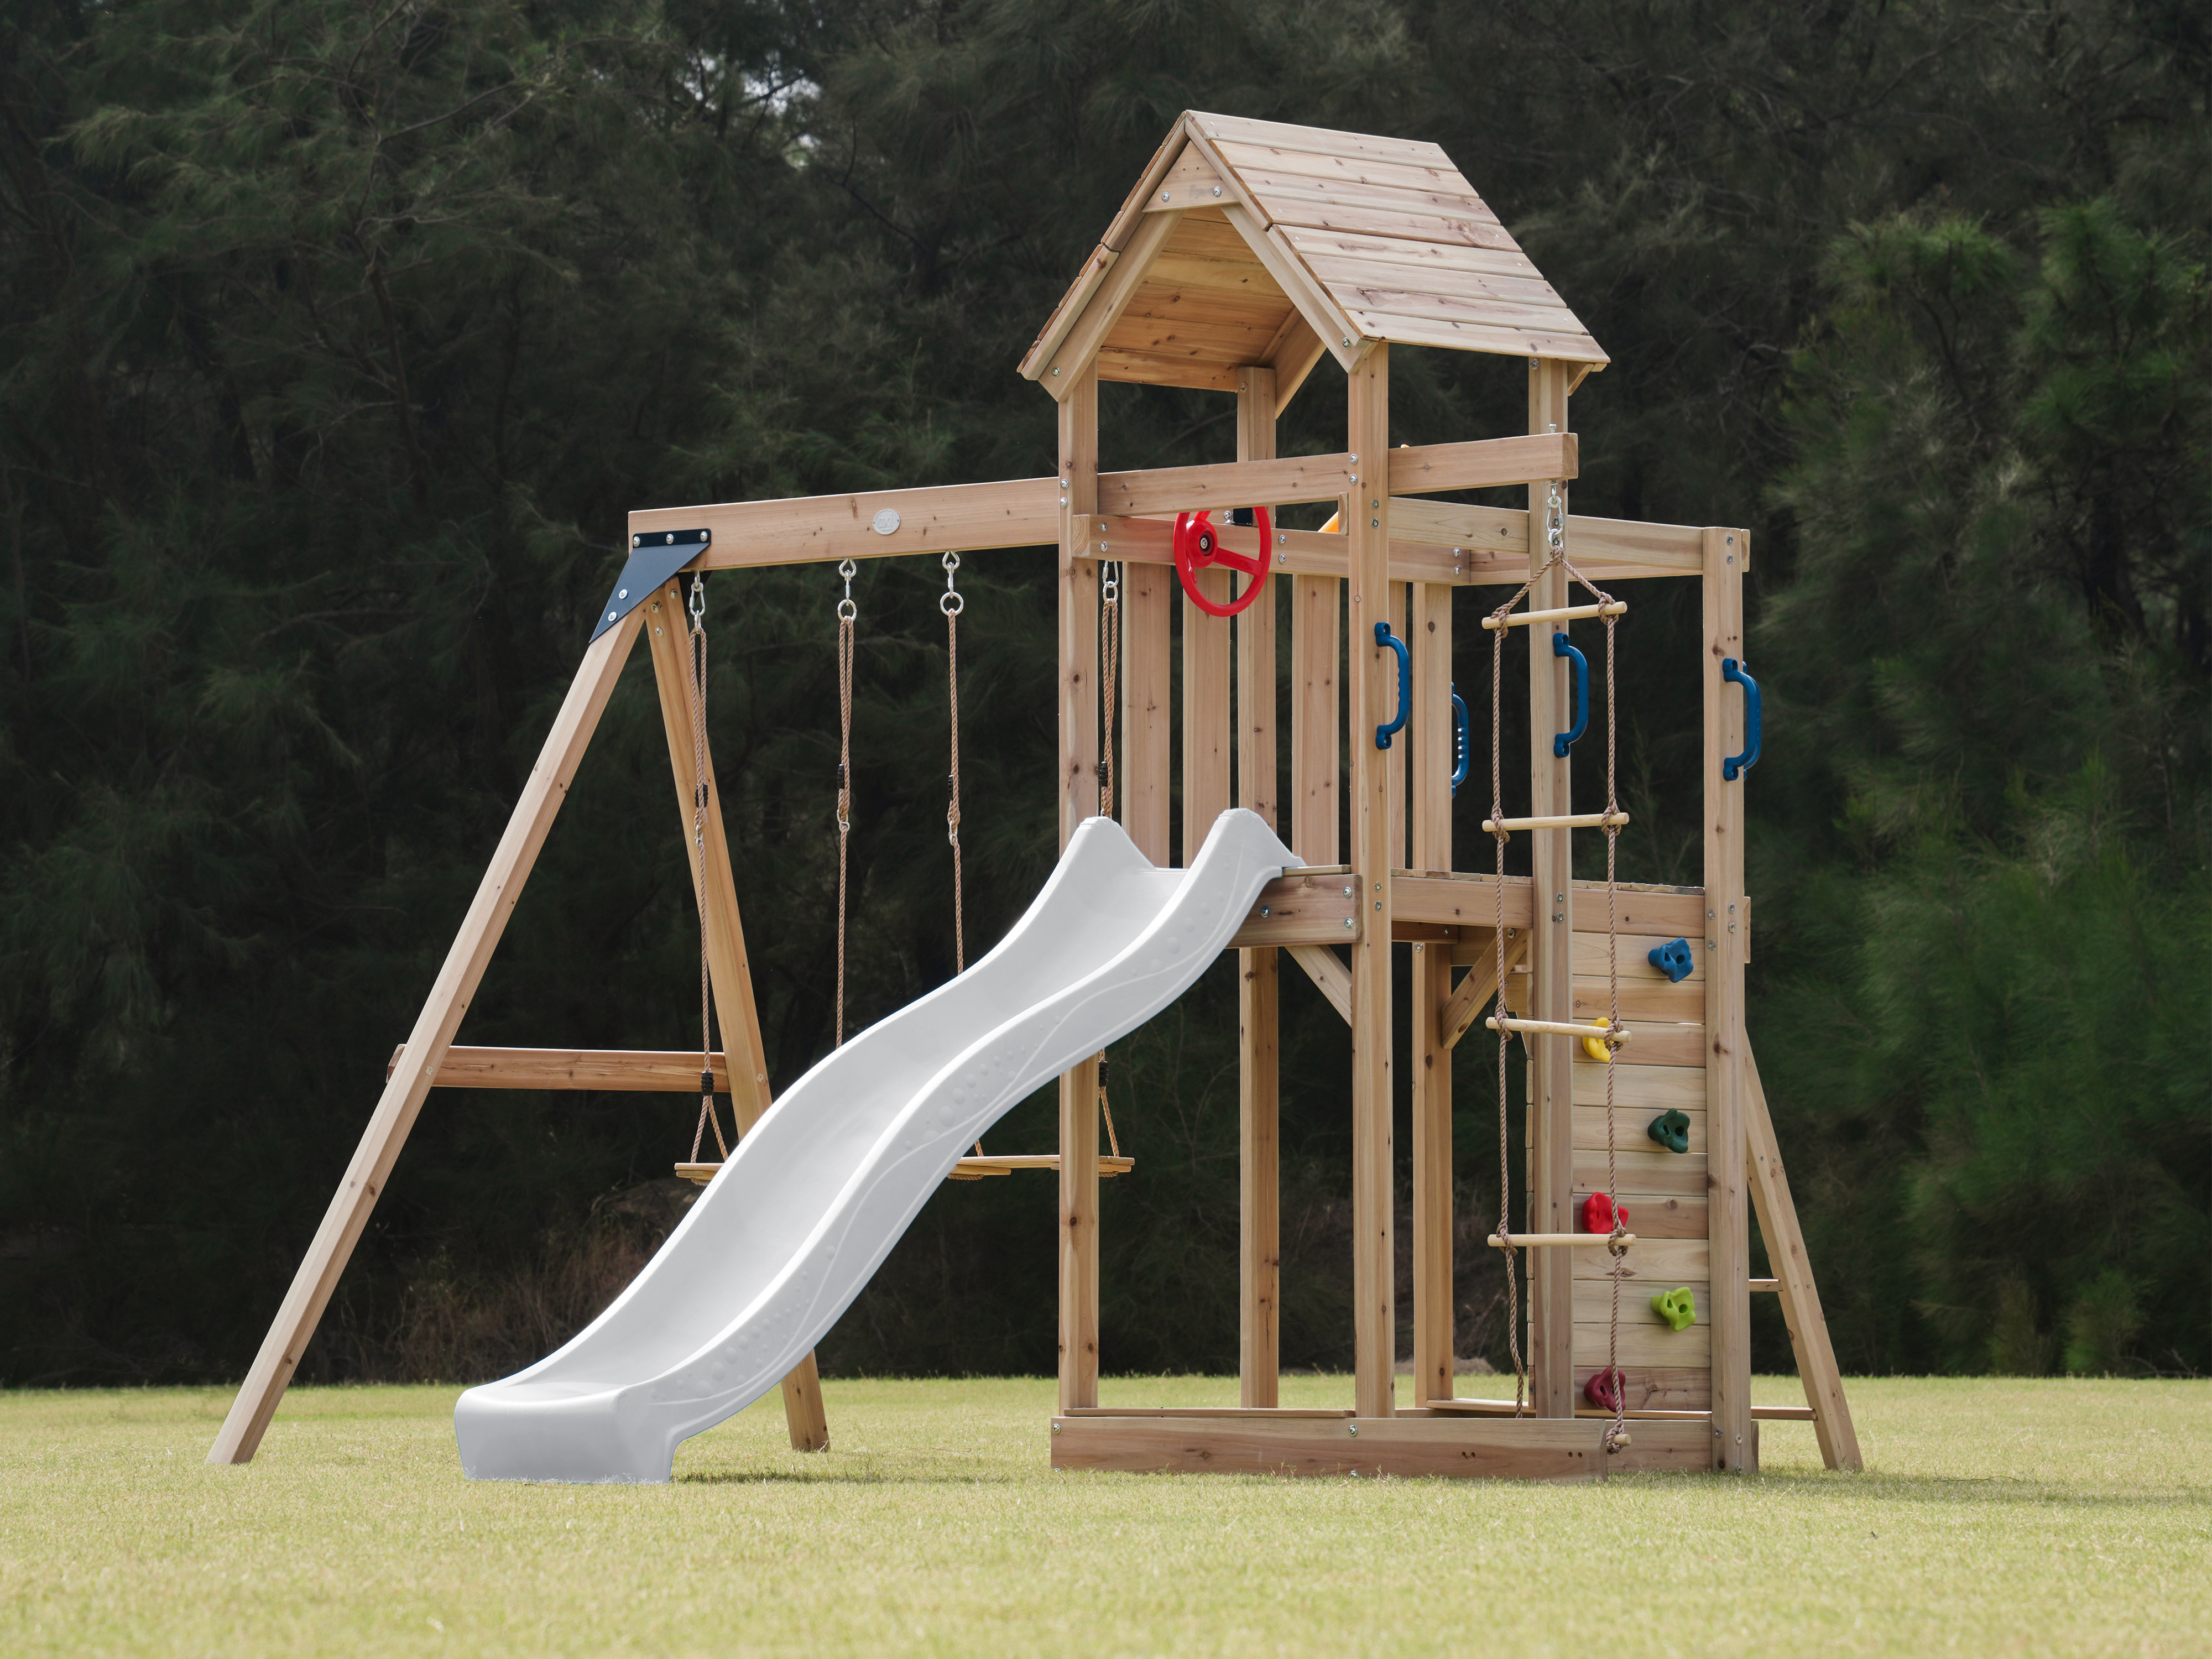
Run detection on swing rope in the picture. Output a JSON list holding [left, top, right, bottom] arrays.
[[1486, 478, 1630, 1451], [1094, 562, 1121, 1159], [942, 552, 986, 1159], [688, 573, 729, 1165], [834, 560, 857, 1048]]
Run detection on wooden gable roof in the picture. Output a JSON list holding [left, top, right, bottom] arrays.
[[1020, 112, 1607, 399]]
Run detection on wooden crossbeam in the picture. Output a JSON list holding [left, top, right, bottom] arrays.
[[391, 1045, 731, 1091], [1286, 943, 1351, 1021]]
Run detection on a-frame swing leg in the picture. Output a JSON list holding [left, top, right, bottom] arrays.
[[643, 585, 831, 1453], [1743, 1046, 1863, 1471], [210, 611, 648, 1465]]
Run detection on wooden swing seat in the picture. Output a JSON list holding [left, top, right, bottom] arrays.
[[678, 1153, 1133, 1186]]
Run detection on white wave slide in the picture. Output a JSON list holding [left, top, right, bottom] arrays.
[[454, 808, 1295, 1482]]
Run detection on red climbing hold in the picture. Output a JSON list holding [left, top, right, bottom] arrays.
[[1580, 1191, 1629, 1234], [1584, 1366, 1625, 1412]]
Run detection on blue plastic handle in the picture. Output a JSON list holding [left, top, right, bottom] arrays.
[[1722, 658, 1761, 780], [1450, 686, 1470, 796], [1552, 633, 1588, 758], [1374, 622, 1411, 749]]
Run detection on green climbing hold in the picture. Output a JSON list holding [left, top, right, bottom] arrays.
[[1646, 1109, 1691, 1154], [1651, 1286, 1697, 1331]]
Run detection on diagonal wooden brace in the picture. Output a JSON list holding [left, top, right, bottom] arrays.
[[210, 611, 648, 1465]]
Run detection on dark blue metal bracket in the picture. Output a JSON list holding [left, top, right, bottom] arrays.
[[1374, 622, 1411, 749], [1721, 658, 1762, 780], [1647, 937, 1695, 983], [1449, 686, 1470, 796], [1552, 632, 1588, 758], [591, 528, 711, 643]]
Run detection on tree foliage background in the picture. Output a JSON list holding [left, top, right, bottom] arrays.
[[1, 0, 2204, 1385]]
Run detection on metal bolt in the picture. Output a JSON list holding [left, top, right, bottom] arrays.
[[1554, 912, 1565, 922], [1371, 519, 1380, 528], [1342, 337, 1353, 348], [1211, 185, 1222, 197], [1161, 191, 1171, 203], [618, 588, 628, 599], [1348, 1423, 1359, 1437], [1349, 455, 1358, 463], [1375, 901, 1382, 911], [1556, 893, 1565, 903], [1260, 905, 1271, 917], [1343, 886, 1354, 897], [606, 611, 617, 622], [1342, 918, 1355, 931], [1052, 367, 1062, 376]]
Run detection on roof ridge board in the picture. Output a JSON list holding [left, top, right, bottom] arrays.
[[1187, 111, 1450, 168]]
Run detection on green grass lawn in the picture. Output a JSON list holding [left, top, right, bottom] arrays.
[[2, 1374, 2206, 1657]]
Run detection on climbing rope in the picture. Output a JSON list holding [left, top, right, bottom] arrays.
[[1485, 477, 1630, 1448], [688, 573, 729, 1165], [834, 559, 857, 1048]]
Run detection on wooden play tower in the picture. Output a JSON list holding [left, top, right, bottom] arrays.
[[211, 112, 1859, 1481]]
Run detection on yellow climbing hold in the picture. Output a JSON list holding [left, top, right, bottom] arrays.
[[1582, 1020, 1614, 1063]]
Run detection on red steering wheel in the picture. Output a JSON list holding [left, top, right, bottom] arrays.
[[1172, 506, 1273, 618]]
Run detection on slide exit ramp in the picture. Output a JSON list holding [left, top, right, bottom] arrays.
[[455, 808, 1294, 1481]]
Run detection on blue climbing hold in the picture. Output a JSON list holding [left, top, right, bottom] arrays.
[[1647, 937, 1694, 983]]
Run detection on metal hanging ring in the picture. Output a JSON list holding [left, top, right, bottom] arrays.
[[687, 572, 706, 623]]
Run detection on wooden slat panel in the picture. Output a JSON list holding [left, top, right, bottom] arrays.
[[1210, 139, 1482, 197], [1573, 932, 1704, 980], [1283, 228, 1545, 281], [1574, 1148, 1707, 1197], [1388, 435, 1577, 493], [1121, 557, 1173, 864], [1573, 1191, 1705, 1239], [1115, 285, 1291, 326], [1103, 313, 1287, 356], [1574, 1104, 1706, 1155], [1232, 168, 1503, 226], [1142, 146, 1228, 210], [1182, 573, 1233, 864], [1572, 1237, 1710, 1282], [1551, 974, 1704, 1023], [1411, 581, 1452, 880], [1400, 874, 1535, 929], [1270, 199, 1525, 254], [1334, 282, 1590, 335], [1572, 1062, 1706, 1109], [1575, 1279, 1710, 1326], [1575, 1321, 1710, 1367], [1139, 255, 1285, 299], [1574, 1365, 1710, 1412], [1043, 209, 1187, 392], [1051, 1413, 1606, 1480], [1094, 352, 1245, 393], [1305, 251, 1565, 307], [1412, 939, 1454, 1405], [1291, 575, 1338, 864]]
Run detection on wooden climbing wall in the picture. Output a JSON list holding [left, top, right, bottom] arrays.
[[1506, 878, 1714, 1413]]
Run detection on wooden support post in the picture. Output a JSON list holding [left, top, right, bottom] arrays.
[[1744, 1046, 1864, 1471], [1058, 369, 1103, 1412], [1388, 583, 1408, 870], [1347, 346, 1395, 1420], [1291, 573, 1339, 865], [1703, 523, 1754, 1472], [1236, 365, 1281, 1408], [1412, 581, 1454, 875], [1526, 358, 1577, 1418], [1182, 571, 1232, 863], [1123, 561, 1173, 865], [644, 597, 828, 1452], [208, 612, 646, 1465], [1412, 939, 1454, 1405]]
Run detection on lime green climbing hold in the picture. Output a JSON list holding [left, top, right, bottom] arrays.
[[1651, 1287, 1697, 1331]]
